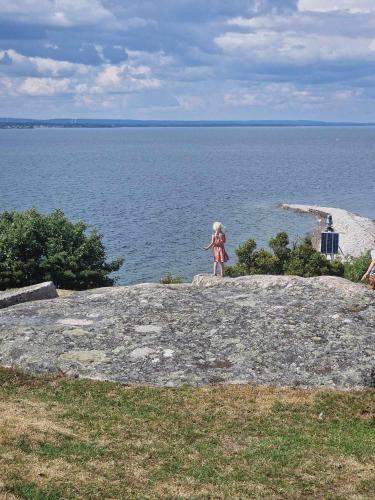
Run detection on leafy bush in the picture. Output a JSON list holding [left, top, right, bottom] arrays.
[[343, 252, 371, 282], [235, 238, 257, 270], [0, 209, 124, 290], [285, 237, 334, 277], [226, 232, 345, 278], [269, 231, 291, 273], [160, 273, 183, 284], [224, 264, 246, 277]]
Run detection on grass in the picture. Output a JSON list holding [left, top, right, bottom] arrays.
[[0, 368, 374, 499]]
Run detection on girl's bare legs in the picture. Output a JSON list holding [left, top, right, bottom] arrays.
[[219, 263, 224, 277], [213, 261, 218, 276]]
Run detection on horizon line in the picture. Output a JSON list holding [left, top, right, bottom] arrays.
[[1, 117, 375, 127]]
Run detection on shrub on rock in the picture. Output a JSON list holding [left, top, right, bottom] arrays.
[[226, 232, 345, 278], [160, 273, 183, 284], [285, 237, 333, 277], [343, 252, 372, 282]]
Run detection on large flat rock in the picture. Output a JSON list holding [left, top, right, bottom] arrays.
[[0, 275, 374, 389]]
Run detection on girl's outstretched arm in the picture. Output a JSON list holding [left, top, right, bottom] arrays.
[[203, 235, 214, 251]]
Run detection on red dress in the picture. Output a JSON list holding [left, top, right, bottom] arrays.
[[212, 233, 229, 263]]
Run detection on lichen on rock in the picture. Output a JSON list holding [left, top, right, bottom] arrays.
[[0, 275, 374, 389]]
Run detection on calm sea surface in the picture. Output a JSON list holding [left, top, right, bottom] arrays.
[[0, 127, 374, 284]]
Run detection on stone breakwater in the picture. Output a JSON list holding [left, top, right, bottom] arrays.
[[281, 203, 375, 258], [0, 275, 374, 389]]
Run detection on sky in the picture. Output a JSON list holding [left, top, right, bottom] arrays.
[[0, 0, 375, 121]]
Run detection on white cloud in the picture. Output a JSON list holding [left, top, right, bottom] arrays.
[[223, 83, 361, 116], [227, 11, 375, 38], [298, 0, 375, 14], [44, 43, 59, 50], [175, 95, 205, 110], [73, 93, 129, 110], [216, 31, 375, 63], [0, 0, 116, 28], [0, 49, 89, 76], [227, 14, 314, 31], [0, 1, 373, 119], [223, 2, 375, 65], [334, 89, 362, 100], [224, 83, 362, 110], [0, 77, 15, 96], [224, 92, 259, 106], [34, 57, 89, 77], [121, 17, 158, 29], [18, 77, 71, 95], [95, 65, 124, 87], [125, 50, 174, 68], [95, 63, 161, 91], [224, 83, 333, 109], [0, 48, 162, 100]]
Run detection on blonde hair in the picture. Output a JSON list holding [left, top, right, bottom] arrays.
[[213, 221, 223, 233]]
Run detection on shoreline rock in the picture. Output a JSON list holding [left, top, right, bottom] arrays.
[[280, 203, 375, 258]]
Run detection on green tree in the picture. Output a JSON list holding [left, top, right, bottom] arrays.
[[252, 249, 279, 274], [285, 237, 333, 277], [226, 233, 344, 279], [328, 257, 346, 277], [268, 231, 290, 273], [0, 209, 123, 290], [235, 238, 257, 271], [232, 233, 290, 276]]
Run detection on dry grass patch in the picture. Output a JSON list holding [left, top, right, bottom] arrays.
[[0, 401, 77, 445], [0, 367, 374, 499], [0, 492, 18, 500], [251, 386, 316, 416], [292, 456, 375, 499], [152, 478, 274, 499]]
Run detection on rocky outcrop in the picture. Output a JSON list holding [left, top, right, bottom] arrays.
[[0, 282, 58, 309], [0, 275, 374, 389]]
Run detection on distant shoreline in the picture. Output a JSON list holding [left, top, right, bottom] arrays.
[[280, 204, 375, 258], [1, 118, 375, 129]]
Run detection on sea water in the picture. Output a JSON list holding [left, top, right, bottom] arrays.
[[0, 126, 374, 284]]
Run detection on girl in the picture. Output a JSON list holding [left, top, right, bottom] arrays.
[[203, 221, 229, 277]]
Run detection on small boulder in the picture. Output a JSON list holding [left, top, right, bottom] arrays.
[[0, 282, 58, 309]]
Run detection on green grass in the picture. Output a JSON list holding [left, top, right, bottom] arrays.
[[4, 481, 64, 500], [0, 367, 374, 499]]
